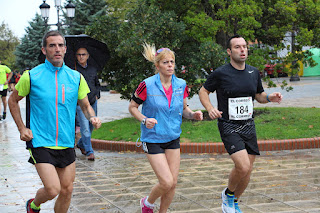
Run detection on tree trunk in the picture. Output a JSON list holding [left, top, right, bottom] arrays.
[[216, 31, 228, 49]]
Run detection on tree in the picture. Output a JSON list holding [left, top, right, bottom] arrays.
[[197, 0, 320, 82], [87, 0, 226, 99], [182, 0, 262, 48], [0, 22, 19, 69], [255, 0, 320, 81], [64, 0, 107, 35], [106, 0, 138, 21], [14, 14, 49, 71], [254, 0, 295, 46], [86, 0, 320, 99]]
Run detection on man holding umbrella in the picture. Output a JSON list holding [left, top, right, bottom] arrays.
[[64, 35, 110, 161], [74, 47, 100, 160]]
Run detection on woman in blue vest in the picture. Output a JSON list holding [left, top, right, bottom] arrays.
[[129, 43, 203, 213]]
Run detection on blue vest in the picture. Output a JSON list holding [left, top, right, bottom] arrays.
[[27, 60, 80, 148], [141, 74, 186, 143]]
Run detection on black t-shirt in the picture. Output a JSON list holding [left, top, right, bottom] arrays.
[[203, 63, 264, 120]]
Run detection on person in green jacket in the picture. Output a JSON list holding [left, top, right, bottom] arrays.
[[0, 61, 12, 120]]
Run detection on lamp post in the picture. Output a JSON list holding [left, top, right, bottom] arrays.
[[39, 0, 76, 31]]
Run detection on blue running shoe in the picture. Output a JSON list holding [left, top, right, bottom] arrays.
[[234, 201, 243, 213], [221, 188, 235, 213]]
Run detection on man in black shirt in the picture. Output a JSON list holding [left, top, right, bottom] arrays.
[[199, 35, 282, 213], [74, 47, 100, 161]]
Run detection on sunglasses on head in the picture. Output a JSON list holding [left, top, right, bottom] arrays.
[[155, 48, 171, 56]]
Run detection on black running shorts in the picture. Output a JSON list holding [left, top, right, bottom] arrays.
[[142, 138, 180, 154], [0, 89, 8, 97], [28, 147, 76, 168], [218, 119, 260, 155]]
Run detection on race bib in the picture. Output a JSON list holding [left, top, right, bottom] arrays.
[[228, 97, 253, 120], [0, 84, 3, 91]]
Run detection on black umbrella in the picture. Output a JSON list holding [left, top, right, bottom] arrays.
[[38, 34, 110, 71], [64, 34, 110, 71]]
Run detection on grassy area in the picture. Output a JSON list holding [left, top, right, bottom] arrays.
[[92, 107, 320, 143]]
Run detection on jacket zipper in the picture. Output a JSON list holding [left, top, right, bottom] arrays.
[[55, 70, 59, 146], [62, 84, 65, 104]]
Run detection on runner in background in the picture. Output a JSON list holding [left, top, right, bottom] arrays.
[[8, 71, 17, 92], [0, 61, 12, 120]]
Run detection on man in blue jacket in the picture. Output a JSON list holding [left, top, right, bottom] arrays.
[[8, 31, 101, 213]]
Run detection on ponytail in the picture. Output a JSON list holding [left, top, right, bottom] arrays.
[[142, 42, 156, 63]]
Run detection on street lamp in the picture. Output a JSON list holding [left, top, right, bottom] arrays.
[[39, 0, 76, 31]]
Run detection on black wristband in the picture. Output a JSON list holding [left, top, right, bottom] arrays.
[[132, 93, 143, 105]]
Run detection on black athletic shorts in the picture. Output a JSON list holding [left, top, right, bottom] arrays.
[[0, 89, 8, 97], [28, 147, 76, 168], [142, 138, 180, 154], [218, 119, 260, 155]]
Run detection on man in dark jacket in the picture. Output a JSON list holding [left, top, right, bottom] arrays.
[[74, 47, 100, 160]]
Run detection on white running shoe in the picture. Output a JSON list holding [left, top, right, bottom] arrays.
[[221, 188, 235, 213]]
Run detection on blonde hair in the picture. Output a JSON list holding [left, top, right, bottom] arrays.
[[142, 42, 175, 73]]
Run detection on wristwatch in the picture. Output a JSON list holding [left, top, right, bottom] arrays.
[[141, 117, 147, 125]]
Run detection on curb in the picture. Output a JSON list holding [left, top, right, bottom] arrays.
[[91, 137, 320, 154]]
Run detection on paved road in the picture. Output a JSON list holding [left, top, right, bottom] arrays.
[[1, 76, 320, 212]]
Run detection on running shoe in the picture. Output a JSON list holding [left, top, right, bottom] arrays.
[[26, 198, 40, 213], [2, 112, 6, 120], [221, 188, 235, 213], [234, 201, 242, 213], [140, 196, 153, 213]]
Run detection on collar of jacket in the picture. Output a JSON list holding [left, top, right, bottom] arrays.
[[45, 59, 65, 72], [154, 73, 179, 94]]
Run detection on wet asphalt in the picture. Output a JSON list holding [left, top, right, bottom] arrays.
[[1, 76, 320, 213]]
